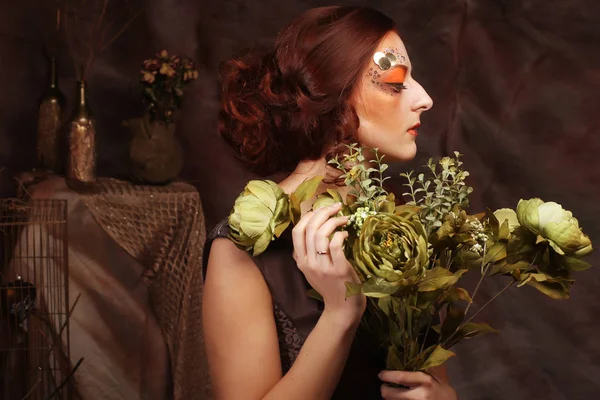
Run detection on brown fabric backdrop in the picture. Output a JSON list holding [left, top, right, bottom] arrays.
[[1, 1, 599, 399]]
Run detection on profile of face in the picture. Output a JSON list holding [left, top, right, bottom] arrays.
[[352, 31, 433, 161]]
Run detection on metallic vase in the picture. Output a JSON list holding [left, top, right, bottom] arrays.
[[36, 56, 65, 172], [66, 80, 96, 183]]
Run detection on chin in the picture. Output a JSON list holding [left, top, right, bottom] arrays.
[[381, 142, 417, 162]]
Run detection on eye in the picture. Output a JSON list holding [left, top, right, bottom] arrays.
[[387, 82, 407, 93]]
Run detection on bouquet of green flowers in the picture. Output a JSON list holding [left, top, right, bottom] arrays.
[[227, 144, 594, 371]]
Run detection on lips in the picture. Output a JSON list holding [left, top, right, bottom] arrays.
[[407, 122, 421, 137]]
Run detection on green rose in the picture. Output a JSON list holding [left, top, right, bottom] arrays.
[[349, 213, 429, 296], [516, 198, 593, 257], [228, 180, 291, 256]]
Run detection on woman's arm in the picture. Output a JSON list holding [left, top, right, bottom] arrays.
[[203, 203, 365, 400], [203, 237, 361, 399], [203, 238, 282, 399]]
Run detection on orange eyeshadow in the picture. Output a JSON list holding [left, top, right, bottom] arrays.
[[381, 67, 407, 83]]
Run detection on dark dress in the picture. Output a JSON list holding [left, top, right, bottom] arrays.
[[202, 218, 385, 399]]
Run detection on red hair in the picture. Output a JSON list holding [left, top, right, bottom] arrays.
[[218, 6, 396, 176]]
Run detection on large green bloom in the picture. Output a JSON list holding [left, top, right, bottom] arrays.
[[228, 180, 291, 256], [516, 198, 593, 257], [353, 213, 429, 286]]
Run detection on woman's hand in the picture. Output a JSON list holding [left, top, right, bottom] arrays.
[[379, 370, 457, 400], [292, 202, 366, 325]]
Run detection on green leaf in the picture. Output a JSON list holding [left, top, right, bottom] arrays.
[[361, 179, 372, 188], [376, 296, 401, 320], [458, 322, 497, 339], [418, 267, 467, 292], [252, 230, 273, 256], [498, 219, 511, 240], [386, 346, 406, 370], [483, 241, 507, 264], [445, 322, 498, 349], [290, 176, 323, 224], [440, 304, 465, 342], [326, 189, 344, 203], [448, 287, 472, 303], [416, 289, 443, 309], [518, 272, 547, 287], [395, 204, 421, 219], [558, 255, 593, 272], [527, 279, 572, 299], [454, 248, 483, 270], [361, 278, 401, 298], [420, 346, 456, 370], [493, 208, 520, 238], [489, 260, 529, 276], [273, 219, 291, 238], [345, 281, 363, 297]]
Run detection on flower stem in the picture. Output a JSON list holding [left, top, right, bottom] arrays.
[[461, 280, 514, 327], [440, 279, 515, 350], [464, 261, 491, 317]]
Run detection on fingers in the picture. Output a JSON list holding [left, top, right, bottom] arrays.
[[329, 230, 349, 267], [380, 371, 452, 400], [379, 370, 433, 388], [380, 384, 422, 400], [292, 202, 342, 266], [314, 215, 348, 259], [291, 210, 314, 263], [304, 203, 342, 264]]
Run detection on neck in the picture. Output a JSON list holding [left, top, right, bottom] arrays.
[[279, 157, 352, 210]]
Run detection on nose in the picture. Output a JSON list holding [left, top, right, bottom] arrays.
[[412, 80, 433, 112]]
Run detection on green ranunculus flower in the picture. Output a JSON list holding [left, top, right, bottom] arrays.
[[516, 198, 593, 257], [228, 180, 291, 256], [352, 213, 430, 292]]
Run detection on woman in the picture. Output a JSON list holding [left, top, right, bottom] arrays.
[[203, 6, 457, 400]]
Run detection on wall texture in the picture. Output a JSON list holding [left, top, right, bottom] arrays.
[[1, 1, 599, 398]]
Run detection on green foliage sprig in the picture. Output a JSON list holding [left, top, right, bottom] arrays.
[[400, 152, 474, 235]]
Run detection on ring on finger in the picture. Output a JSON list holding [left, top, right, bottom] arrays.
[[316, 250, 329, 255]]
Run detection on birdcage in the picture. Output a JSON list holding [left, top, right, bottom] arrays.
[[0, 198, 73, 400]]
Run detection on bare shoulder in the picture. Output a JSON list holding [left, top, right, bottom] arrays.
[[203, 237, 273, 319], [203, 238, 282, 398], [207, 237, 261, 274]]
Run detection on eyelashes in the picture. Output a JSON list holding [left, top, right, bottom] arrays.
[[387, 82, 407, 93], [367, 67, 407, 94], [380, 66, 408, 93]]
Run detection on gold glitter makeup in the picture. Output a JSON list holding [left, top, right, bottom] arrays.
[[372, 47, 408, 71], [367, 47, 409, 96]]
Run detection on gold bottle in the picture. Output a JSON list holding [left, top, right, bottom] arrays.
[[36, 56, 65, 172], [66, 80, 96, 183]]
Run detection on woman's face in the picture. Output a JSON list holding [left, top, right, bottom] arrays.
[[352, 31, 433, 161]]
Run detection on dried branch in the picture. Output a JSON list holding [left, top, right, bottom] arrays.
[[44, 357, 84, 400], [59, 0, 144, 80], [100, 6, 144, 53], [20, 378, 42, 400], [62, 6, 80, 77]]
